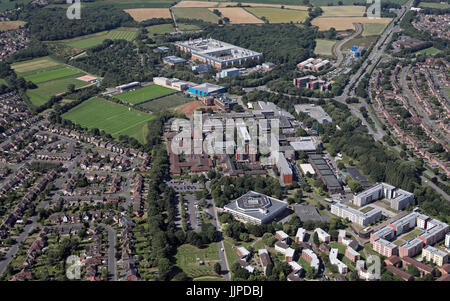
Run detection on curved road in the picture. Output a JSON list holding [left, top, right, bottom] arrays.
[[333, 23, 363, 67]]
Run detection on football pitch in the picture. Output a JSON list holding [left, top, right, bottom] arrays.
[[62, 97, 156, 144], [64, 29, 138, 50], [115, 84, 176, 104], [24, 67, 82, 84]]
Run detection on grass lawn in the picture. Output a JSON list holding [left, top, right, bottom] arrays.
[[62, 97, 156, 144], [24, 67, 82, 84], [0, 0, 32, 12], [419, 1, 450, 9], [146, 23, 175, 37], [193, 277, 223, 281], [320, 5, 365, 17], [314, 39, 335, 56], [26, 77, 87, 107], [178, 23, 201, 31], [416, 46, 442, 56], [12, 56, 61, 74], [115, 84, 176, 104], [137, 93, 191, 112], [173, 7, 220, 23], [362, 23, 389, 36], [223, 238, 240, 269], [342, 35, 378, 50], [330, 242, 347, 254], [175, 243, 220, 278], [64, 28, 138, 50], [245, 7, 308, 23], [360, 206, 374, 213], [400, 228, 423, 241]]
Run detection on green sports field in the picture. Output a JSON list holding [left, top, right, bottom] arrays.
[[24, 67, 81, 84], [64, 28, 138, 50], [62, 97, 156, 144], [12, 56, 61, 75], [115, 84, 176, 104], [137, 93, 191, 112], [26, 77, 87, 107]]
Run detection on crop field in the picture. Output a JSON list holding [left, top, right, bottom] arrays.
[[124, 8, 171, 21], [64, 28, 138, 50], [82, 0, 174, 8], [419, 1, 450, 9], [172, 7, 221, 23], [0, 21, 26, 31], [211, 7, 263, 24], [146, 23, 175, 36], [11, 57, 61, 74], [312, 17, 391, 31], [245, 7, 308, 23], [24, 67, 82, 84], [115, 84, 176, 104], [26, 77, 87, 107], [62, 97, 156, 144], [314, 39, 336, 56], [175, 244, 219, 278], [137, 93, 192, 112], [174, 1, 219, 7], [320, 5, 365, 17], [362, 23, 389, 36]]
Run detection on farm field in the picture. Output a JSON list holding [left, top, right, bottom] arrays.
[[172, 7, 221, 23], [82, 0, 174, 8], [26, 77, 87, 107], [314, 39, 336, 56], [24, 67, 82, 84], [211, 7, 263, 24], [137, 93, 192, 112], [320, 5, 365, 17], [11, 56, 61, 74], [362, 23, 389, 36], [312, 17, 392, 31], [63, 28, 138, 50], [178, 23, 202, 31], [124, 8, 171, 21], [0, 21, 26, 31], [419, 1, 450, 9], [115, 84, 176, 104], [175, 244, 220, 278], [245, 7, 308, 23], [62, 97, 156, 144], [174, 1, 219, 7], [146, 23, 175, 36]]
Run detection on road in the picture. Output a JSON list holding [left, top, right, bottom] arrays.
[[332, 23, 363, 67], [421, 176, 450, 202], [102, 224, 117, 281]]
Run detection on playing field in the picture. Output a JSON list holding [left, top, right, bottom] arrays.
[[416, 46, 442, 56], [211, 7, 263, 24], [146, 23, 175, 36], [314, 39, 336, 56], [26, 77, 87, 107], [115, 84, 176, 104], [124, 8, 171, 21], [245, 7, 308, 23], [62, 97, 156, 144], [12, 57, 61, 74], [64, 28, 138, 50], [137, 93, 192, 112], [172, 7, 221, 23], [0, 21, 26, 32], [175, 244, 219, 278], [24, 67, 81, 84], [312, 17, 391, 30], [320, 6, 366, 17], [362, 23, 389, 36]]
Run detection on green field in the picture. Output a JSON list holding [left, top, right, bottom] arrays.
[[320, 5, 366, 17], [343, 35, 378, 50], [137, 93, 191, 112], [24, 67, 81, 84], [362, 23, 389, 36], [26, 77, 87, 107], [172, 7, 221, 23], [178, 23, 202, 31], [12, 56, 61, 75], [175, 244, 220, 278], [146, 23, 175, 37], [115, 84, 176, 104], [314, 39, 335, 56], [416, 46, 442, 56], [246, 7, 308, 23], [62, 97, 156, 144], [419, 1, 450, 9], [0, 0, 33, 12], [79, 0, 174, 8], [64, 28, 138, 50]]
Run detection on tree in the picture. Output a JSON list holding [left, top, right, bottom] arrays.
[[306, 267, 316, 279], [313, 232, 320, 246], [67, 83, 75, 93], [214, 262, 222, 275], [407, 264, 420, 277]]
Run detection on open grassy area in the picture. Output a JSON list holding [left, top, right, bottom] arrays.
[[173, 7, 221, 23], [115, 84, 176, 104], [24, 67, 82, 84], [178, 23, 202, 31], [342, 35, 378, 50], [314, 39, 335, 56], [137, 93, 192, 112], [64, 28, 138, 50], [416, 46, 442, 56], [0, 21, 27, 31], [312, 17, 391, 31], [26, 77, 87, 107], [419, 1, 450, 9], [175, 243, 220, 278], [11, 56, 61, 74], [362, 23, 389, 36], [62, 97, 156, 144], [401, 228, 423, 241], [245, 7, 308, 23], [320, 5, 365, 17], [360, 206, 374, 213], [146, 23, 175, 37], [0, 0, 32, 12], [82, 0, 175, 9]]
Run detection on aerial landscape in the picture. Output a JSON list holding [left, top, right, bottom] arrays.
[[0, 0, 449, 287]]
